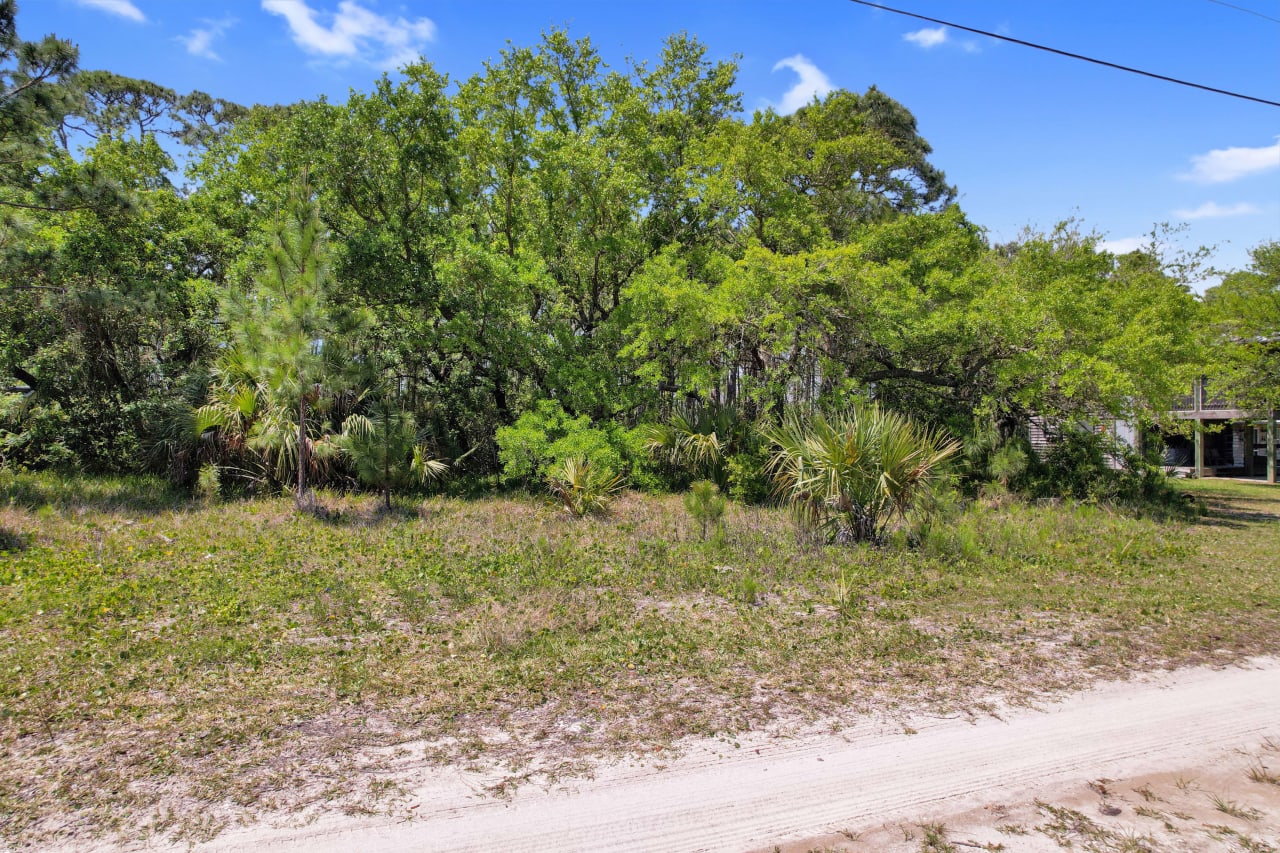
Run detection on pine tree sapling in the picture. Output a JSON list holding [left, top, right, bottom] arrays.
[[684, 479, 726, 541], [195, 462, 220, 503], [987, 443, 1029, 487]]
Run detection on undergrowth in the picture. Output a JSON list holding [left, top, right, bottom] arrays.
[[1, 470, 1278, 848]]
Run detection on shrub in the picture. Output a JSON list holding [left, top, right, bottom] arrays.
[[725, 446, 771, 505], [763, 402, 961, 545], [619, 426, 672, 493], [548, 427, 623, 480], [495, 400, 564, 483], [956, 419, 1035, 498], [334, 404, 449, 510], [1025, 427, 1189, 515], [636, 402, 751, 489], [496, 400, 625, 487], [1033, 428, 1110, 500], [0, 395, 132, 472], [196, 463, 221, 503], [547, 456, 625, 518]]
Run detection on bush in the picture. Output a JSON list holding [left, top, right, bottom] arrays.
[[635, 402, 752, 489], [1, 397, 75, 470], [619, 426, 674, 493], [763, 403, 961, 545], [547, 456, 625, 517], [496, 400, 626, 486], [725, 446, 771, 505], [1033, 429, 1110, 500], [1025, 428, 1188, 514], [334, 404, 449, 509], [0, 392, 155, 475], [956, 419, 1035, 498]]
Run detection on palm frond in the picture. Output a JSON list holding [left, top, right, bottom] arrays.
[[548, 455, 625, 517], [763, 402, 959, 544], [411, 447, 449, 482]]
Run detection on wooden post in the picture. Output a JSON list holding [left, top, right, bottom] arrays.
[[1268, 409, 1277, 485], [1244, 425, 1256, 478], [1194, 420, 1205, 479]]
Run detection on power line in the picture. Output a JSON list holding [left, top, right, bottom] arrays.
[[1204, 0, 1280, 25], [846, 0, 1280, 108]]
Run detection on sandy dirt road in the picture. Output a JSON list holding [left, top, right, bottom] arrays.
[[187, 658, 1280, 853]]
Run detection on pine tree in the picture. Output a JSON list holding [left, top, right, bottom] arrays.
[[0, 1, 77, 161], [220, 172, 366, 507]]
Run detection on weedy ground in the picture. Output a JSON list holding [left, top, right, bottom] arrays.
[[1, 471, 1278, 848]]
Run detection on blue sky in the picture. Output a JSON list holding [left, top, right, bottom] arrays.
[[18, 0, 1280, 286]]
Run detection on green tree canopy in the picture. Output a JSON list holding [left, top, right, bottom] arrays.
[[1203, 240, 1280, 414]]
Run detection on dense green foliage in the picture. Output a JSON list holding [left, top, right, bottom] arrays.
[[1202, 240, 1280, 416], [1023, 427, 1189, 509], [637, 402, 754, 490], [0, 3, 1251, 508], [495, 399, 629, 486]]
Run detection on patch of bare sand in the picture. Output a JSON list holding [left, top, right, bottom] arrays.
[[784, 744, 1280, 852], [169, 657, 1280, 853]]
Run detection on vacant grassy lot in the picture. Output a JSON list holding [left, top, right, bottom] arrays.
[[1, 472, 1278, 847]]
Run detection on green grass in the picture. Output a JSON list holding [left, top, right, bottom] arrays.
[[2, 470, 1280, 847]]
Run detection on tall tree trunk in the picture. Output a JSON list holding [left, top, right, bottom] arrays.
[[296, 395, 307, 508], [493, 373, 512, 425]]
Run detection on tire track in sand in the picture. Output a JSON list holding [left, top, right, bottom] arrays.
[[203, 658, 1280, 853]]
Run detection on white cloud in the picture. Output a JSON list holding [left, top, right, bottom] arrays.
[[1172, 201, 1262, 220], [262, 0, 435, 69], [903, 27, 948, 49], [180, 18, 236, 61], [771, 54, 834, 115], [73, 0, 145, 22], [1098, 236, 1147, 255], [1179, 138, 1280, 184]]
